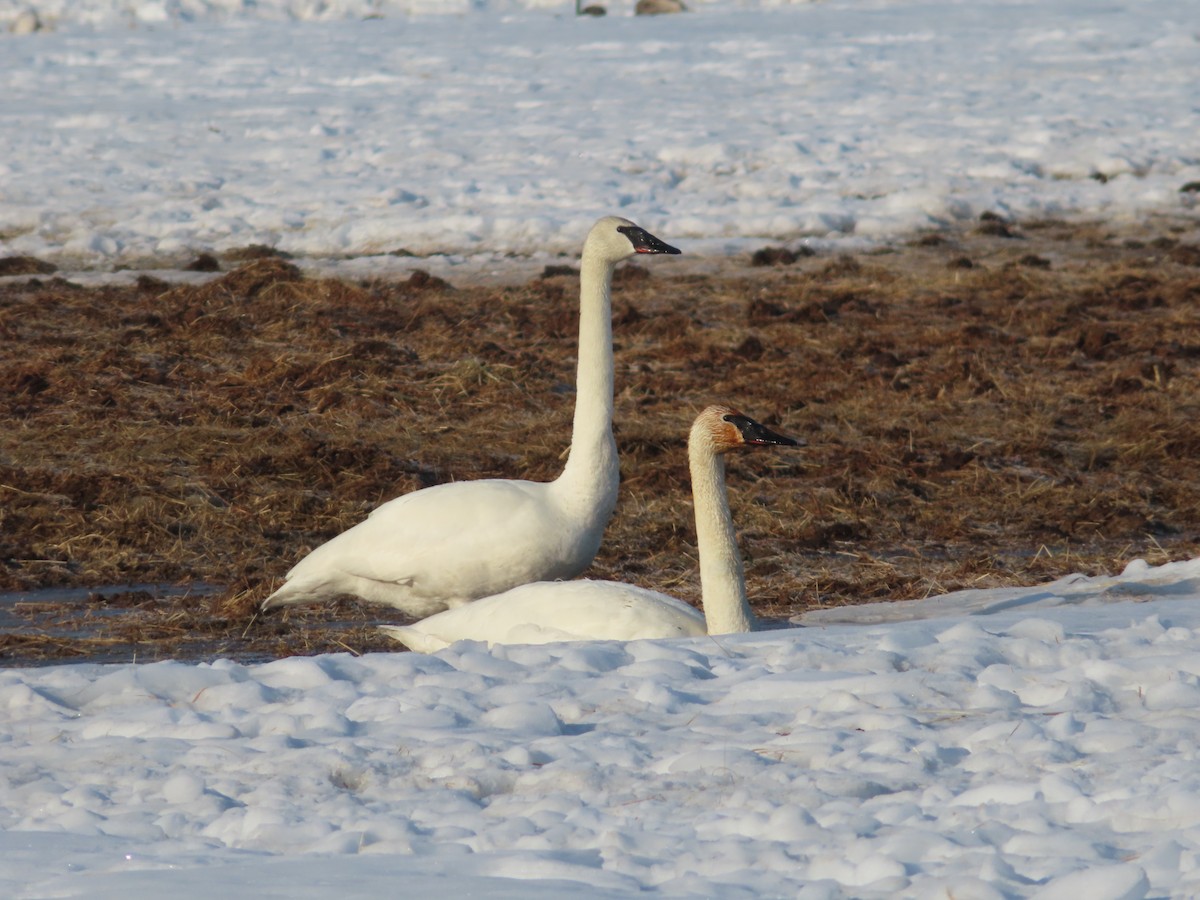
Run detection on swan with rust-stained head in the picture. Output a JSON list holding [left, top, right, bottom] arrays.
[[261, 216, 680, 619], [378, 405, 799, 651]]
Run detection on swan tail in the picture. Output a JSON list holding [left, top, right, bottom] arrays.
[[259, 578, 321, 612], [378, 624, 451, 654]]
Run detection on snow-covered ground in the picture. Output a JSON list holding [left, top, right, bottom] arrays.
[[1, 0, 1197, 281], [6, 559, 1200, 898], [4, 1, 1200, 897]]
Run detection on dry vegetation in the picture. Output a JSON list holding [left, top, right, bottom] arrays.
[[3, 217, 1200, 665]]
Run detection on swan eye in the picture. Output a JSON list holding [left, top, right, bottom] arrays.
[[722, 413, 751, 443]]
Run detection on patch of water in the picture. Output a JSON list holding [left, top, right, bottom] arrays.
[[0, 582, 222, 631]]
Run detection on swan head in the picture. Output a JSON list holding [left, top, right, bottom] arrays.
[[585, 216, 681, 264], [693, 405, 802, 454]]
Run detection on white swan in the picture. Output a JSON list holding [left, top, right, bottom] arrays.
[[261, 216, 680, 618], [378, 405, 798, 651]]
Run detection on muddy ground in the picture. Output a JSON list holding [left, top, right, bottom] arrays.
[[3, 216, 1200, 665]]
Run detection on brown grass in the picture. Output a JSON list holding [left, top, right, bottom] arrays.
[[2, 219, 1200, 664]]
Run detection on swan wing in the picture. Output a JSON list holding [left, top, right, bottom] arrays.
[[268, 477, 590, 613]]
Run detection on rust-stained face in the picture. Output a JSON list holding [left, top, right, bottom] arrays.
[[697, 405, 801, 453]]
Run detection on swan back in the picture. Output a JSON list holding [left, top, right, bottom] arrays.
[[379, 578, 706, 650]]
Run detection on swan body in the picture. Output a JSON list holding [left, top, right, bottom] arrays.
[[383, 579, 706, 653], [380, 405, 798, 650], [262, 216, 680, 618]]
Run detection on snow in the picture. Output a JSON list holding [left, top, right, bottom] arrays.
[[8, 561, 1200, 896], [1, 0, 1198, 282], [4, 0, 1200, 896]]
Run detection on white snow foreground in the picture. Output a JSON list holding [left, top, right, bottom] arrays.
[[4, 559, 1200, 897]]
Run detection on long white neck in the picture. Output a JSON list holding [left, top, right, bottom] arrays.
[[690, 439, 756, 635], [555, 245, 619, 512]]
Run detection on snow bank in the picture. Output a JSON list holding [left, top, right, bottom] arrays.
[[5, 560, 1200, 896]]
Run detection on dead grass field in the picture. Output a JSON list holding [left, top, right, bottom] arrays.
[[3, 216, 1200, 665]]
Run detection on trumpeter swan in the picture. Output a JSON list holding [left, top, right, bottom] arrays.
[[379, 405, 799, 650], [260, 217, 679, 618]]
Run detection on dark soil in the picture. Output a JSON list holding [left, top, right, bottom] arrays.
[[3, 217, 1200, 665]]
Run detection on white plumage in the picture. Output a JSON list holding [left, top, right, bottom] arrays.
[[261, 216, 680, 618], [379, 405, 799, 650]]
